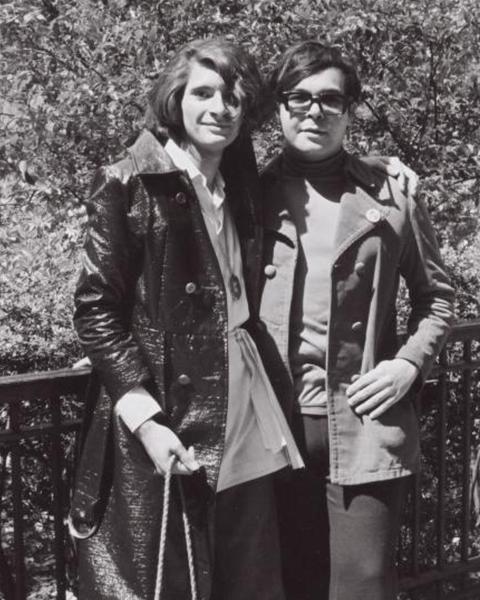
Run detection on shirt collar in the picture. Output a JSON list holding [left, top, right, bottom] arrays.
[[164, 138, 225, 210]]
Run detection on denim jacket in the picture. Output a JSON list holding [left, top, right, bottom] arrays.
[[255, 153, 455, 485]]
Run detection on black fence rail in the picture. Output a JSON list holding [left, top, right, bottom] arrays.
[[0, 320, 480, 600], [0, 369, 89, 600]]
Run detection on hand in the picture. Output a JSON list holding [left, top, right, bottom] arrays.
[[135, 419, 201, 476], [346, 359, 419, 419], [361, 156, 419, 197]]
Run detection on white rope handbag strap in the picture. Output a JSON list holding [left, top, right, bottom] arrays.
[[154, 455, 198, 600]]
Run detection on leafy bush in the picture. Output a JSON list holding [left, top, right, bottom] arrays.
[[1, 0, 479, 376]]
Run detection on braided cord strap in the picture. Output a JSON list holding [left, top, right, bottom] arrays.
[[177, 476, 198, 600], [154, 456, 198, 600]]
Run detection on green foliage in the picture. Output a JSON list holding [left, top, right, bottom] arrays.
[[1, 0, 479, 376]]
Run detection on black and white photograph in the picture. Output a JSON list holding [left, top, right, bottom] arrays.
[[1, 1, 479, 599]]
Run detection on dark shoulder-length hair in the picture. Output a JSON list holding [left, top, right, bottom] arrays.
[[270, 41, 361, 104], [146, 38, 267, 140]]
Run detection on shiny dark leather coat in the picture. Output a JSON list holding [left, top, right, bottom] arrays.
[[72, 130, 263, 599]]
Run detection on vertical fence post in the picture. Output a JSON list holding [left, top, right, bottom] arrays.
[[9, 401, 26, 600], [437, 348, 449, 599], [50, 395, 67, 600]]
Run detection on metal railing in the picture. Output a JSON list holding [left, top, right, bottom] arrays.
[[0, 321, 480, 600]]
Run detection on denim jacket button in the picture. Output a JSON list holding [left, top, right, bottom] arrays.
[[264, 264, 277, 278], [354, 261, 366, 276]]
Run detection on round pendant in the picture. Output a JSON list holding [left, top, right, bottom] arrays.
[[229, 274, 242, 300]]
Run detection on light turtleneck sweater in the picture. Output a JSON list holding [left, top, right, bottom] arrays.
[[280, 148, 347, 415]]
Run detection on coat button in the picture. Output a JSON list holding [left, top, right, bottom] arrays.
[[185, 282, 197, 294], [264, 264, 277, 278], [354, 261, 366, 276], [178, 374, 191, 386], [175, 192, 187, 205], [351, 321, 363, 332], [366, 208, 381, 223]]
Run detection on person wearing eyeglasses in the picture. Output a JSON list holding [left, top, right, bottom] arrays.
[[255, 41, 455, 600]]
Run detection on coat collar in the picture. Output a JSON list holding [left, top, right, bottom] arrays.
[[261, 150, 396, 260], [127, 129, 177, 175]]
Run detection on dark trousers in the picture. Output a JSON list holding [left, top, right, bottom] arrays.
[[211, 474, 285, 600], [276, 415, 410, 600]]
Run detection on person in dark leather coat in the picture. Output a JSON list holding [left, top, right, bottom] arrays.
[[70, 39, 303, 600], [254, 41, 455, 600]]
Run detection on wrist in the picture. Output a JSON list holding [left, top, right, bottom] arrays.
[[136, 418, 162, 439]]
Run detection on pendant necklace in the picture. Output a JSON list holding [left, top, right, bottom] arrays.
[[229, 272, 242, 300], [216, 216, 242, 301]]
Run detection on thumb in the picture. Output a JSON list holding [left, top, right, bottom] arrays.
[[173, 444, 200, 472]]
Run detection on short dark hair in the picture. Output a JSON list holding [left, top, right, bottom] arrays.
[[270, 41, 361, 104], [147, 38, 266, 140]]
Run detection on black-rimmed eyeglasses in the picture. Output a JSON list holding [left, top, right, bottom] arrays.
[[279, 91, 351, 117]]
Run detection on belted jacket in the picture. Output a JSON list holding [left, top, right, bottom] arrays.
[[74, 129, 263, 488], [255, 153, 455, 485]]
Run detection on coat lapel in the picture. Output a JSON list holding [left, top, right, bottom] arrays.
[[127, 129, 176, 175], [332, 155, 394, 265], [332, 184, 390, 264]]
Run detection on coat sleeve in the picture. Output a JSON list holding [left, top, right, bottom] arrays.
[[73, 166, 152, 403], [395, 191, 455, 382]]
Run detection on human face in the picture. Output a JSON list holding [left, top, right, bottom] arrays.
[[279, 67, 350, 161], [181, 61, 243, 157]]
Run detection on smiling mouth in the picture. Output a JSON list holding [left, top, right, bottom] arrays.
[[203, 122, 231, 130], [301, 128, 327, 135]]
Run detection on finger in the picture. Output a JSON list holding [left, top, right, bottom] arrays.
[[346, 371, 379, 396], [383, 156, 400, 177], [172, 462, 196, 475], [173, 444, 201, 472], [347, 375, 388, 403], [352, 387, 396, 416], [369, 396, 401, 419], [155, 455, 195, 476]]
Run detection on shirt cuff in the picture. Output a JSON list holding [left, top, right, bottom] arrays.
[[114, 385, 162, 433]]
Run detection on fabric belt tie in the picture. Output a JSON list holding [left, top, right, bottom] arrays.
[[230, 328, 304, 470]]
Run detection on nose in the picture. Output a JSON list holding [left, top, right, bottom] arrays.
[[209, 91, 229, 115], [307, 100, 324, 119]]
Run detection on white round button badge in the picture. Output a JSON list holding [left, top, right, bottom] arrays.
[[366, 208, 381, 223]]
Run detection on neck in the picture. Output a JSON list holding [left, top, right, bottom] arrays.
[[282, 147, 346, 178], [181, 142, 222, 189]]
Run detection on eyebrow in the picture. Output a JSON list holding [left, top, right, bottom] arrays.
[[293, 88, 344, 95]]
